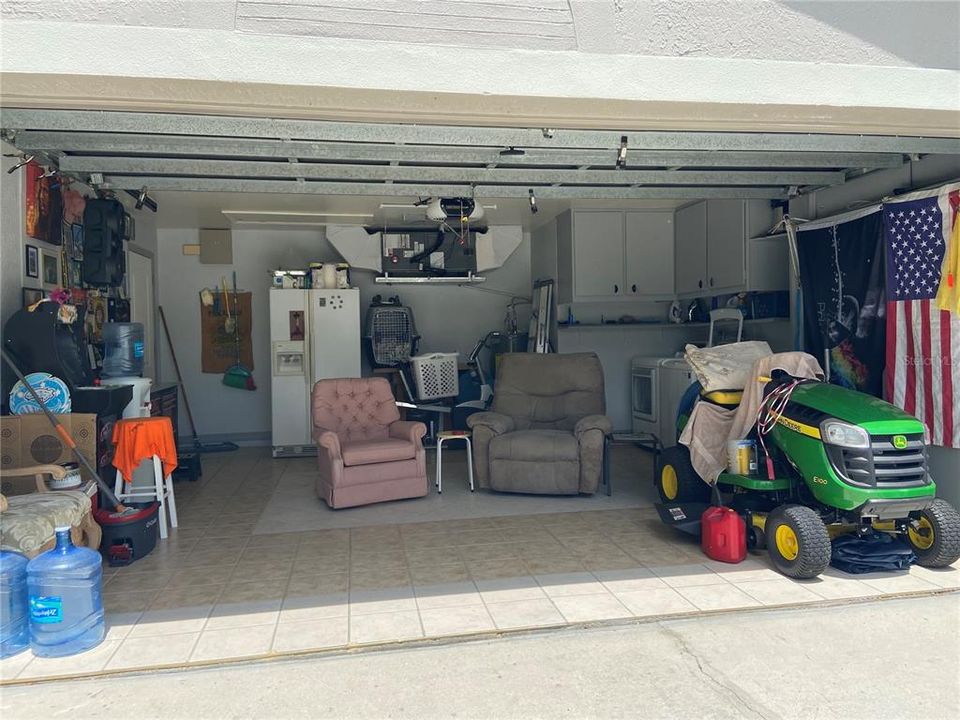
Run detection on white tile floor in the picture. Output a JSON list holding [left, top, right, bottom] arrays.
[[3, 447, 958, 684]]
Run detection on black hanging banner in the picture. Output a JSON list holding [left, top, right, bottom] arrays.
[[796, 208, 886, 397]]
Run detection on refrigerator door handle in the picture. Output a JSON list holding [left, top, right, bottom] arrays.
[[305, 292, 315, 438]]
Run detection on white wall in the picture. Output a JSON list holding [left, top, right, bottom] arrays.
[[802, 154, 960, 219], [156, 228, 531, 443], [0, 155, 25, 327], [2, 3, 957, 136], [3, 1, 957, 69], [795, 154, 960, 508]]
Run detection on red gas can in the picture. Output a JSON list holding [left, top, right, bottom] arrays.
[[700, 506, 747, 563]]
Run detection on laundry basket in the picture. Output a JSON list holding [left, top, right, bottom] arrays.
[[410, 353, 459, 401]]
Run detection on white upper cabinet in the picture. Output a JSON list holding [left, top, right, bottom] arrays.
[[571, 210, 626, 298], [706, 199, 747, 292], [674, 202, 708, 295], [625, 211, 675, 297], [674, 199, 782, 297], [556, 209, 676, 302], [542, 200, 786, 305]]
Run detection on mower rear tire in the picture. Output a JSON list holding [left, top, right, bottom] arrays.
[[765, 505, 831, 579], [907, 499, 960, 568], [656, 446, 711, 504]]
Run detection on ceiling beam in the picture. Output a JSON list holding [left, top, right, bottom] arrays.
[[5, 109, 959, 154], [11, 131, 905, 169], [61, 156, 842, 186], [100, 176, 789, 199]]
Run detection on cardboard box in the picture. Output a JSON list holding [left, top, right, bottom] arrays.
[[0, 413, 98, 495]]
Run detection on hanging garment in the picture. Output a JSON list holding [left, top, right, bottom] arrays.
[[936, 206, 960, 314], [111, 417, 178, 485]]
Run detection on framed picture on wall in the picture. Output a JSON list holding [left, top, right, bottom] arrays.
[[41, 249, 60, 288], [22, 287, 44, 308], [70, 223, 84, 260], [25, 244, 39, 278]]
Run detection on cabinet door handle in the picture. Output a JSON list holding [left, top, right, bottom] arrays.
[[710, 277, 714, 287], [614, 284, 619, 294], [631, 284, 637, 293], [698, 280, 703, 289]]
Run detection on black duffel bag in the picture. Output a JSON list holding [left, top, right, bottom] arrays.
[[830, 532, 915, 574]]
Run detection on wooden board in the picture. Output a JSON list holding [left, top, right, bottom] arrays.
[[201, 291, 254, 373]]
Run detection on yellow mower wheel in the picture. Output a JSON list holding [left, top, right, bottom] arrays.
[[661, 465, 678, 501], [655, 446, 711, 504], [775, 525, 800, 561], [907, 499, 960, 567], [765, 505, 831, 579], [908, 517, 935, 551]]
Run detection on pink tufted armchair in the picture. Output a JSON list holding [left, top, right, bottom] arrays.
[[311, 377, 428, 509]]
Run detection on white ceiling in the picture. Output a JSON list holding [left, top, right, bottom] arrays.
[[149, 191, 690, 231]]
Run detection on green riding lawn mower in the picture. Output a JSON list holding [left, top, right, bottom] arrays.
[[656, 369, 960, 579]]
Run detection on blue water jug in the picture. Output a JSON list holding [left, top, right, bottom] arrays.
[[1, 550, 30, 658], [27, 527, 105, 657]]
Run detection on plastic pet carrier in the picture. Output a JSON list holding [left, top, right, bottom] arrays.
[[364, 296, 419, 367]]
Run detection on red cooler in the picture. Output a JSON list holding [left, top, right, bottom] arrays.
[[701, 506, 747, 563]]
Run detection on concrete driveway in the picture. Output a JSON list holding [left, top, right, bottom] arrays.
[[3, 593, 957, 719]]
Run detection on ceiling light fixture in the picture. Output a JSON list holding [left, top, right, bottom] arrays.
[[528, 189, 539, 214], [616, 135, 628, 169], [221, 210, 374, 219]]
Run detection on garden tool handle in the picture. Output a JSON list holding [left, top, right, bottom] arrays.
[[222, 278, 231, 318]]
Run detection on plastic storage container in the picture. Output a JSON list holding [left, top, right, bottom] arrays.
[[101, 322, 145, 378], [726, 439, 758, 476], [700, 506, 747, 564], [27, 527, 105, 657], [410, 353, 459, 401], [95, 503, 160, 566], [1, 550, 30, 658]]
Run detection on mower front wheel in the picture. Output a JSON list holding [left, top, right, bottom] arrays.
[[765, 505, 831, 579], [907, 499, 960, 568], [656, 446, 711, 504]]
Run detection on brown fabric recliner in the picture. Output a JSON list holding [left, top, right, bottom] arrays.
[[312, 377, 428, 509], [467, 353, 612, 495]]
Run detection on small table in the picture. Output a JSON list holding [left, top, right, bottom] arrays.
[[435, 430, 474, 494]]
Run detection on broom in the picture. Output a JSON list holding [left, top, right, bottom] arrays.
[[223, 271, 256, 391]]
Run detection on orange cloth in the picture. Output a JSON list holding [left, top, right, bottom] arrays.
[[111, 417, 178, 485]]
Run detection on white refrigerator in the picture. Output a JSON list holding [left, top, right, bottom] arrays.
[[270, 288, 361, 457]]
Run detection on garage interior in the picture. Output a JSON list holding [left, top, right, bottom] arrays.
[[2, 108, 959, 681]]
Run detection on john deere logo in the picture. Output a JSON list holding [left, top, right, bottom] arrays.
[[893, 435, 908, 449]]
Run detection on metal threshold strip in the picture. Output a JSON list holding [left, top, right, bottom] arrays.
[[3, 586, 955, 688]]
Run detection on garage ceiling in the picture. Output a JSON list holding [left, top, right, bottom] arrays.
[[3, 109, 960, 202]]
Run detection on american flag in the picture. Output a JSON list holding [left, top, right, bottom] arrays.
[[883, 184, 960, 448]]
